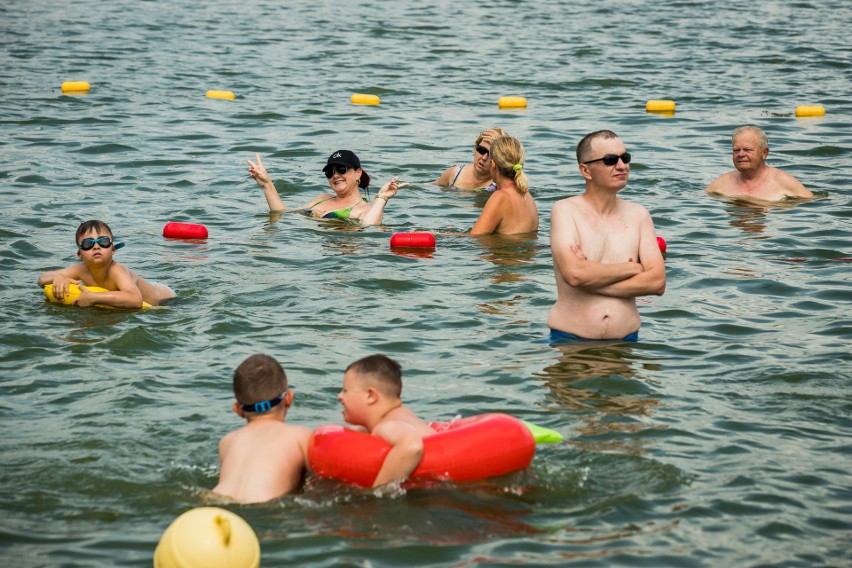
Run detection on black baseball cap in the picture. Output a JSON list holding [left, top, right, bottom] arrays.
[[323, 150, 371, 189]]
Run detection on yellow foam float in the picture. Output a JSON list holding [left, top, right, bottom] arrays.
[[351, 93, 380, 106], [646, 100, 676, 113], [61, 81, 90, 93], [498, 96, 527, 109], [795, 105, 825, 117], [155, 507, 260, 568], [206, 90, 235, 101], [44, 283, 151, 309]]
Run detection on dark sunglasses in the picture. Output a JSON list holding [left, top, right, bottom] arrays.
[[583, 152, 631, 166], [324, 165, 349, 178], [78, 236, 114, 251], [475, 145, 490, 156]]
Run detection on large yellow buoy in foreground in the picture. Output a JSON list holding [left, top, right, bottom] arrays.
[[206, 90, 235, 100], [154, 507, 260, 568], [351, 93, 380, 105], [646, 100, 676, 113], [498, 96, 527, 109], [61, 81, 90, 93], [795, 105, 825, 117]]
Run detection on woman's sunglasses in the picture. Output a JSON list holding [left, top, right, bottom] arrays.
[[78, 236, 114, 251], [323, 165, 349, 178], [475, 145, 490, 156], [583, 152, 631, 166]]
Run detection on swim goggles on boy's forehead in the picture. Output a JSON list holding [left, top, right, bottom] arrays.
[[78, 236, 125, 251], [240, 390, 288, 413]]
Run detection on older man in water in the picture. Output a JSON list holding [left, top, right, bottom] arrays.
[[705, 126, 813, 201], [547, 130, 666, 342]]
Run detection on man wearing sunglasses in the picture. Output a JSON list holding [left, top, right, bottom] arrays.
[[547, 130, 666, 342], [705, 126, 812, 202], [38, 220, 175, 308]]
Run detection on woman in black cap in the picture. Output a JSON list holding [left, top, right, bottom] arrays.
[[246, 151, 407, 225]]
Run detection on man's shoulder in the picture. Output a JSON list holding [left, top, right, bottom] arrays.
[[551, 194, 583, 211], [705, 170, 738, 194], [770, 166, 808, 188], [612, 196, 651, 215]]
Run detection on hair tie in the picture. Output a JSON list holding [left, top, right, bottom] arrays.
[[512, 164, 523, 172]]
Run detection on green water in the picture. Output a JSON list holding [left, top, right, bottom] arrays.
[[1, 1, 850, 566]]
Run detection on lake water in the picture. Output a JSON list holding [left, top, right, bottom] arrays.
[[1, 0, 850, 566]]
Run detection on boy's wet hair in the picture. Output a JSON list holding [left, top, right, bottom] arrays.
[[346, 354, 402, 398], [76, 220, 113, 243], [233, 354, 288, 406]]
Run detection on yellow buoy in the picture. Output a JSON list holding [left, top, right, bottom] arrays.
[[795, 105, 825, 117], [646, 100, 676, 113], [206, 90, 235, 100], [498, 96, 527, 109], [61, 81, 90, 93], [154, 507, 260, 568], [351, 93, 380, 106]]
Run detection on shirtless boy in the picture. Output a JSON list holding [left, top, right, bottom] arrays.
[[705, 126, 812, 202], [213, 354, 311, 504], [37, 219, 174, 308], [338, 354, 434, 488], [547, 130, 666, 341]]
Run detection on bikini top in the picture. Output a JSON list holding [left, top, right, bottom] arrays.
[[310, 197, 368, 219], [449, 164, 497, 192]]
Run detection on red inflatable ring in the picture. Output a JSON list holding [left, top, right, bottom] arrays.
[[308, 413, 535, 487], [390, 232, 436, 249], [163, 222, 208, 239]]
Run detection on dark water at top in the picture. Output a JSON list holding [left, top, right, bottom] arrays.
[[1, 1, 850, 566]]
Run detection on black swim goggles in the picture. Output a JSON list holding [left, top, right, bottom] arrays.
[[583, 152, 631, 166], [78, 236, 125, 251], [240, 390, 288, 414], [323, 165, 349, 178]]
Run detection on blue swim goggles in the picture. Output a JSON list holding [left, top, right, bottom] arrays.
[[240, 390, 288, 414], [78, 236, 125, 251]]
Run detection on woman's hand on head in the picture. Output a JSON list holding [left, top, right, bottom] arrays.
[[246, 153, 272, 186], [479, 129, 500, 145]]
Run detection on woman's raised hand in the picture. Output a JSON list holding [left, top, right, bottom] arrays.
[[377, 177, 410, 200], [246, 153, 272, 187]]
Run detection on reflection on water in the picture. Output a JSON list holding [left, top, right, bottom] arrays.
[[723, 199, 802, 235], [474, 233, 540, 319], [537, 343, 662, 456], [298, 478, 541, 546]]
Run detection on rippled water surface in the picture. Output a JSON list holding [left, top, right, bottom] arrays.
[[1, 1, 850, 566]]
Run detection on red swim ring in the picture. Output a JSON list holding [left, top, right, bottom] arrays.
[[308, 413, 535, 488]]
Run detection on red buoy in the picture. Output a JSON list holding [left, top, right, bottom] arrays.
[[390, 232, 435, 249], [657, 236, 667, 253], [163, 222, 208, 239]]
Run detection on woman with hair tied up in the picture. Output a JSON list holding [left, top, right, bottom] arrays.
[[469, 135, 539, 235]]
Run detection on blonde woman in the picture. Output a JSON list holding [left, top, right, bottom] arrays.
[[470, 135, 539, 235], [434, 128, 507, 192]]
